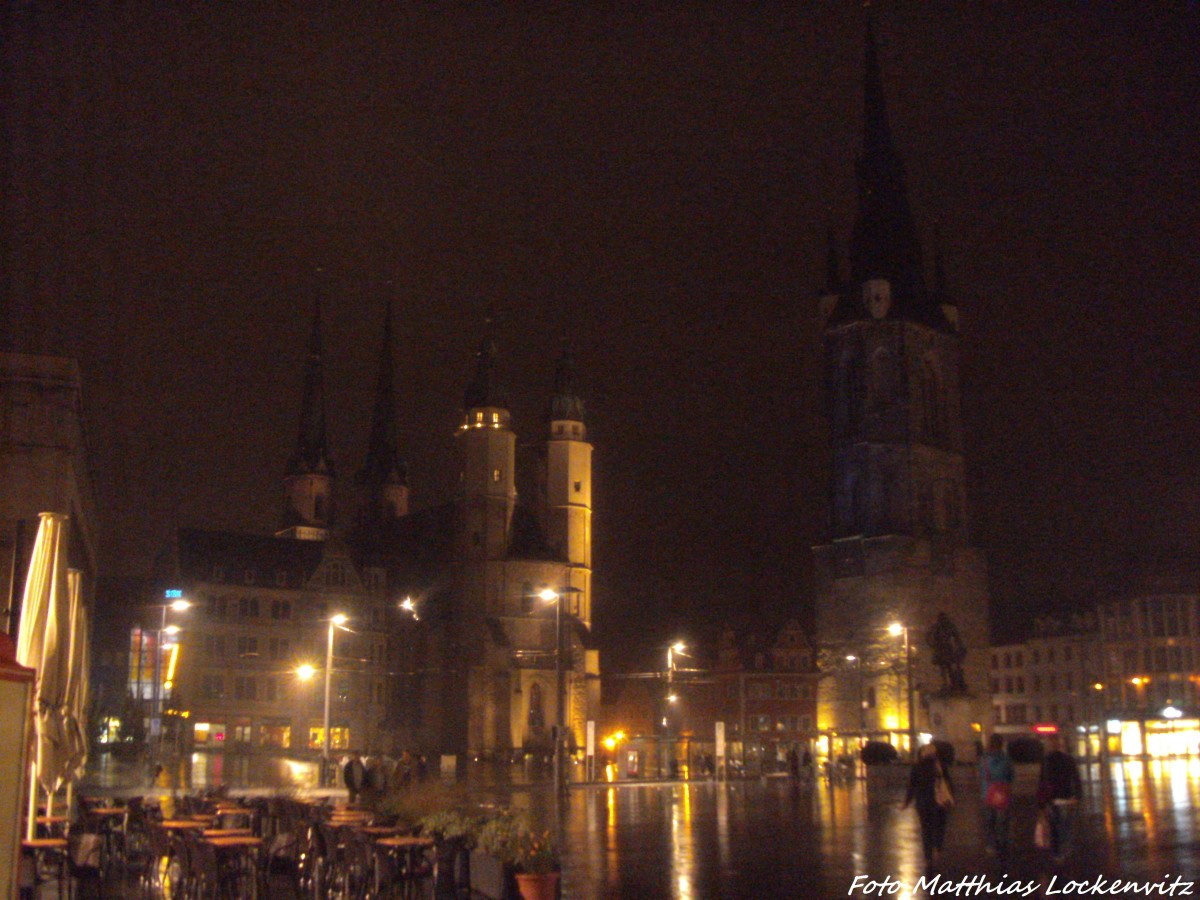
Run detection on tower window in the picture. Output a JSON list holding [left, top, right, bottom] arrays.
[[574, 481, 582, 493], [492, 468, 501, 482], [492, 412, 499, 425]]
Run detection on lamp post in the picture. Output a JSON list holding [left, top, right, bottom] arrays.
[[538, 587, 581, 795], [324, 614, 349, 786], [888, 623, 916, 759], [665, 641, 685, 777], [153, 596, 190, 763]]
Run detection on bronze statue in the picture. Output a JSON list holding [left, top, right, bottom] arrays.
[[927, 612, 968, 694]]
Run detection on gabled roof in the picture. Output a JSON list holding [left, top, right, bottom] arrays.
[[176, 527, 327, 585]]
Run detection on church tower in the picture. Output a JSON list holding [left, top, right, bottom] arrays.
[[813, 19, 991, 762], [357, 299, 409, 523], [280, 299, 333, 540], [544, 346, 592, 627], [457, 336, 517, 563]]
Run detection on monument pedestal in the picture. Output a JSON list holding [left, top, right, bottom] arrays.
[[926, 694, 983, 765]]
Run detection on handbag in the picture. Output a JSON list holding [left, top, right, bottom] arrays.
[[985, 781, 1011, 810], [1034, 812, 1051, 849], [934, 765, 954, 808]]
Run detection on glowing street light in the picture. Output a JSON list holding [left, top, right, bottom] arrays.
[[320, 613, 350, 786], [152, 594, 191, 761], [537, 587, 581, 795]]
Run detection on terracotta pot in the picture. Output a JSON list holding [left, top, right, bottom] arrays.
[[515, 870, 560, 900]]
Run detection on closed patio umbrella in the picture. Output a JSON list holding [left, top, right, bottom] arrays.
[[14, 512, 71, 837], [64, 568, 89, 780]]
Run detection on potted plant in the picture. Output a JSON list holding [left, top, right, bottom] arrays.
[[477, 812, 560, 900]]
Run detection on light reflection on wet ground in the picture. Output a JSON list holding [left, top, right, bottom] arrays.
[[84, 754, 1200, 897], [556, 761, 1200, 899]]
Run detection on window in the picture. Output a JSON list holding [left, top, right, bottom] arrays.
[[1031, 649, 1040, 664], [264, 678, 277, 703], [276, 571, 288, 587], [492, 468, 501, 483], [201, 675, 224, 700], [574, 481, 582, 493], [270, 599, 292, 620], [238, 597, 260, 619], [268, 638, 290, 661], [866, 686, 877, 708], [237, 636, 259, 658], [1016, 677, 1024, 694], [1015, 652, 1023, 667], [234, 677, 255, 701]]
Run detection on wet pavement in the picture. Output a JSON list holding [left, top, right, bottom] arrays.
[[60, 755, 1200, 898]]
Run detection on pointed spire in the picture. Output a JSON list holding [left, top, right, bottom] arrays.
[[287, 294, 333, 477], [463, 328, 508, 411], [862, 15, 893, 158], [357, 298, 407, 490], [548, 342, 585, 423], [849, 15, 938, 324]]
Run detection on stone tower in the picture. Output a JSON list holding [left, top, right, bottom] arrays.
[[813, 20, 991, 762], [280, 299, 333, 540], [544, 346, 593, 628]]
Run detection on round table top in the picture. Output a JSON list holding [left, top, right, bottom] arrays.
[[205, 835, 263, 848], [90, 807, 126, 816], [203, 828, 254, 837], [22, 838, 68, 849], [376, 835, 435, 849], [160, 819, 210, 829]]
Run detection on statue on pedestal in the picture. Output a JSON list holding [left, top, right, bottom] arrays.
[[927, 612, 968, 695]]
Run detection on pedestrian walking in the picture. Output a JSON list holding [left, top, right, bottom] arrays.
[[343, 752, 366, 805], [1036, 734, 1081, 862], [903, 742, 955, 871], [980, 734, 1015, 862]]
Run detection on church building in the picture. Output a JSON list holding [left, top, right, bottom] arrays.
[[162, 301, 598, 761], [813, 21, 991, 762]]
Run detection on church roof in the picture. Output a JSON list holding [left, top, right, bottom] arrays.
[[286, 298, 334, 477], [357, 299, 408, 490], [463, 336, 508, 410]]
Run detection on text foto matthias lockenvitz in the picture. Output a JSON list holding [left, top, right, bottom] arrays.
[[848, 873, 1196, 896]]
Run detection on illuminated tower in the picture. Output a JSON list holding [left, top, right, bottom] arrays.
[[813, 19, 990, 762], [281, 299, 333, 539], [544, 346, 592, 627], [457, 336, 516, 564]]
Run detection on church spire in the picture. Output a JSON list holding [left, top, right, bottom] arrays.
[[287, 296, 333, 479], [548, 343, 585, 427], [281, 292, 334, 536], [849, 15, 939, 325], [463, 332, 508, 411], [357, 298, 409, 520]]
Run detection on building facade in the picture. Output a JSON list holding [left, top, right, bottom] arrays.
[[813, 23, 991, 761], [151, 303, 598, 759]]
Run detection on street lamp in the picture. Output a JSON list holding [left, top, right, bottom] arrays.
[[297, 614, 350, 786], [538, 587, 581, 795], [661, 641, 686, 777], [888, 623, 916, 760], [153, 596, 191, 762]]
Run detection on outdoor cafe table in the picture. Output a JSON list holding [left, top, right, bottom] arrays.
[[35, 815, 68, 836], [374, 836, 435, 899], [205, 835, 264, 900], [160, 819, 210, 830], [203, 827, 253, 837]]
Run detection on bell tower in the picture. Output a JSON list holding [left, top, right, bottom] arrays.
[[357, 298, 409, 524], [457, 336, 516, 562], [813, 18, 991, 763]]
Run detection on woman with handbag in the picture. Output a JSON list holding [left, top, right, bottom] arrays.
[[1037, 734, 1082, 862], [903, 742, 955, 871], [980, 734, 1015, 862]]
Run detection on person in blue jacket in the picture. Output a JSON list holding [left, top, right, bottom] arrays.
[[980, 734, 1015, 862]]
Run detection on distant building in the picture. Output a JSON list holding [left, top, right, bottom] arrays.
[[990, 614, 1100, 756], [1097, 574, 1200, 757], [812, 22, 990, 761], [989, 576, 1200, 759], [149, 302, 598, 759]]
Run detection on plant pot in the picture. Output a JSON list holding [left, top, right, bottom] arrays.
[[515, 871, 560, 900]]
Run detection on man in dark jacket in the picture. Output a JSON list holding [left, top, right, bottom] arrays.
[[343, 753, 366, 805], [1038, 735, 1082, 861]]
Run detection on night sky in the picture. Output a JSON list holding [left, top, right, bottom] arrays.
[[3, 3, 1198, 672]]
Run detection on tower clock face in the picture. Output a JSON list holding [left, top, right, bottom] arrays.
[[864, 279, 892, 319]]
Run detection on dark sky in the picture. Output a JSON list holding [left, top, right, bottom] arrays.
[[3, 3, 1199, 672]]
